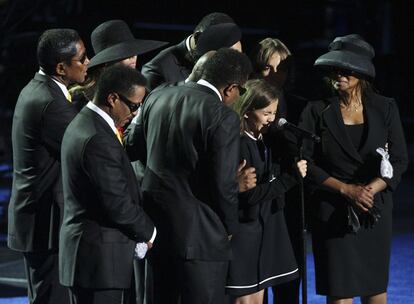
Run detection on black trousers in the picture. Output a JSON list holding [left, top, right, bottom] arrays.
[[149, 253, 229, 304], [270, 278, 300, 304], [131, 259, 149, 304], [270, 187, 303, 304], [23, 251, 69, 304], [69, 286, 131, 304]]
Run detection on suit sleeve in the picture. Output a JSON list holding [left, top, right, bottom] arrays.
[[123, 109, 147, 163], [42, 97, 77, 157], [84, 135, 154, 242], [141, 61, 165, 91], [382, 99, 408, 191], [298, 102, 331, 185], [239, 139, 298, 206], [209, 110, 240, 236], [241, 173, 297, 207]]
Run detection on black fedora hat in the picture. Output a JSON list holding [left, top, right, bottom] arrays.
[[88, 20, 168, 69], [314, 34, 375, 79]]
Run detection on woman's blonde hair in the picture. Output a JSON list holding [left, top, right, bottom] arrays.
[[250, 38, 291, 77]]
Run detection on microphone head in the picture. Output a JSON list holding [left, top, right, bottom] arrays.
[[277, 118, 288, 129]]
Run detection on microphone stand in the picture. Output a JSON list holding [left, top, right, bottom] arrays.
[[278, 119, 318, 304], [297, 136, 307, 304]]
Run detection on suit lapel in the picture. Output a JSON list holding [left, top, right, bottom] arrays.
[[174, 39, 193, 77], [358, 92, 377, 156], [322, 97, 364, 163]]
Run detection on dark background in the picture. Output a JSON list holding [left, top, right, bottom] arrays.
[[1, 0, 413, 136], [0, 0, 413, 228]]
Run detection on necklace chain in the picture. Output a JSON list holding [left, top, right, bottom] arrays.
[[341, 101, 362, 112]]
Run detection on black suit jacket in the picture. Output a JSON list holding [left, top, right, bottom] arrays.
[[8, 72, 77, 252], [299, 91, 408, 222], [141, 39, 193, 91], [59, 107, 154, 289], [135, 82, 240, 261]]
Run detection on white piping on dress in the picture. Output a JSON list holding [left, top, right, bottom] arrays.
[[225, 268, 299, 289]]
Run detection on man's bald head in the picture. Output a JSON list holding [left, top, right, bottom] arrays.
[[187, 50, 217, 83]]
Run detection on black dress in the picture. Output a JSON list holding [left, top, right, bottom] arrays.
[[226, 132, 299, 296], [299, 93, 408, 297], [311, 123, 394, 297]]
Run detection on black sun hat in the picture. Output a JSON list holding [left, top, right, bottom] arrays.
[[314, 34, 375, 79], [88, 20, 168, 69]]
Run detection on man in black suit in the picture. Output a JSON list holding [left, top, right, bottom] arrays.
[[137, 48, 251, 304], [59, 65, 155, 304], [141, 12, 241, 91], [8, 28, 88, 304]]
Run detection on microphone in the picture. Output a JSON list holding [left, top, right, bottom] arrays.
[[277, 118, 320, 143]]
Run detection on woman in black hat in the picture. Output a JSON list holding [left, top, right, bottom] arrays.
[[299, 34, 408, 303], [70, 19, 167, 111]]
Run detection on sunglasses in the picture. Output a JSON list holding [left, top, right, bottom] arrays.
[[115, 92, 140, 112], [71, 52, 89, 65]]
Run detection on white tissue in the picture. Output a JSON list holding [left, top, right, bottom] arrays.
[[376, 147, 393, 178], [134, 242, 148, 260]]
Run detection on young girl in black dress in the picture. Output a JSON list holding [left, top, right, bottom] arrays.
[[226, 79, 307, 304]]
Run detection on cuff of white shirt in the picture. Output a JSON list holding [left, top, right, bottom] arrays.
[[149, 227, 157, 244]]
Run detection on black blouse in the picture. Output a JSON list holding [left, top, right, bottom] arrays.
[[344, 123, 365, 151]]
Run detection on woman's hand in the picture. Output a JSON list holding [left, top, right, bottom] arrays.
[[342, 184, 374, 212], [296, 160, 307, 178]]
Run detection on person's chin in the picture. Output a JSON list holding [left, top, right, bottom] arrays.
[[260, 125, 269, 134]]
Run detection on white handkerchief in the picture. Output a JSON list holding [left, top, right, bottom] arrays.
[[134, 242, 148, 260], [376, 147, 393, 178]]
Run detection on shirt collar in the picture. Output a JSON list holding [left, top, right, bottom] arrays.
[[38, 69, 70, 99], [86, 101, 118, 134], [197, 79, 222, 101], [244, 130, 263, 141], [185, 35, 192, 52]]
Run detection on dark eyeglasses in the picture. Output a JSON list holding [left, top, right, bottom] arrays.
[[329, 68, 358, 77], [71, 53, 88, 65], [236, 84, 246, 96], [115, 92, 140, 112]]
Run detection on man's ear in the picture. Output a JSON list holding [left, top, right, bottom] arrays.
[[107, 92, 117, 108], [223, 83, 236, 97], [55, 62, 66, 76]]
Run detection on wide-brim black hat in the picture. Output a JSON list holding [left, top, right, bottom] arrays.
[[88, 19, 168, 69], [314, 34, 375, 79]]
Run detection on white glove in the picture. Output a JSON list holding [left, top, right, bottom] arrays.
[[134, 242, 148, 260], [376, 147, 393, 178]]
